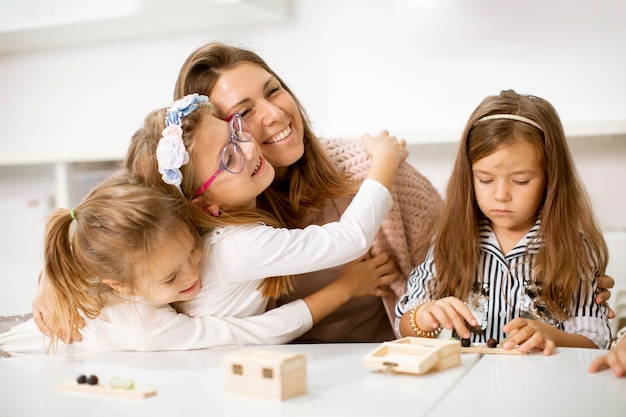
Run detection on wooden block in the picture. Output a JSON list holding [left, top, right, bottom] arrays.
[[392, 337, 462, 371], [363, 342, 439, 374], [57, 382, 157, 398], [223, 349, 306, 401], [461, 345, 528, 355], [364, 337, 461, 375]]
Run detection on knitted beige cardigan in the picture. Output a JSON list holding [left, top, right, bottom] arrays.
[[322, 138, 444, 324]]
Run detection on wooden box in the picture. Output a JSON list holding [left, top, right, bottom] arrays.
[[223, 349, 307, 400], [363, 337, 461, 375]]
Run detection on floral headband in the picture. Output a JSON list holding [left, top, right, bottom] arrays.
[[156, 93, 209, 194]]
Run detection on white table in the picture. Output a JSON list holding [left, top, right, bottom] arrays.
[[427, 347, 626, 417], [0, 343, 479, 417], [0, 344, 623, 417]]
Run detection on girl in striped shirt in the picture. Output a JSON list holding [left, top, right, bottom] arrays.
[[396, 90, 611, 354]]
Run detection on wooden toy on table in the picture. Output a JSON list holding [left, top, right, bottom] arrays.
[[363, 337, 461, 375], [458, 336, 529, 354], [461, 344, 528, 355], [223, 349, 307, 400], [57, 381, 157, 398]]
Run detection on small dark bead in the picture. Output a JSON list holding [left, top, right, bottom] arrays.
[[461, 338, 471, 347], [76, 374, 87, 384], [86, 375, 99, 385], [487, 338, 498, 348]]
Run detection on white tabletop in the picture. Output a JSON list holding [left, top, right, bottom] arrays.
[[0, 344, 623, 417], [427, 347, 626, 417], [0, 343, 479, 417]]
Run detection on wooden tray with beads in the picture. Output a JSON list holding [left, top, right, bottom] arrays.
[[461, 344, 528, 355], [57, 381, 157, 398]]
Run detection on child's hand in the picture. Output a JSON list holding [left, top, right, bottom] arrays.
[[414, 297, 478, 339], [361, 130, 408, 166], [336, 253, 398, 299], [589, 337, 626, 377], [502, 318, 556, 355], [362, 130, 408, 191]]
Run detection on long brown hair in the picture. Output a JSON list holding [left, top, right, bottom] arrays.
[[173, 42, 357, 228], [124, 103, 293, 298], [433, 90, 607, 320], [43, 170, 201, 349]]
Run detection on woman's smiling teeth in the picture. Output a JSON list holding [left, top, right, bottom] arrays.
[[265, 126, 291, 144]]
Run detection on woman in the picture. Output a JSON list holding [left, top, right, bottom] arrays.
[[172, 42, 615, 342]]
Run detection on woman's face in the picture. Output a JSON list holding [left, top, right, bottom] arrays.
[[209, 62, 305, 169]]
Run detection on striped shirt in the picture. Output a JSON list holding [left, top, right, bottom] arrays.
[[395, 219, 611, 348]]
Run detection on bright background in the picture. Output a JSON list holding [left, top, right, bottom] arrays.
[[0, 0, 624, 324]]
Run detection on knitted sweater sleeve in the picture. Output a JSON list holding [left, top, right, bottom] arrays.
[[321, 138, 444, 322]]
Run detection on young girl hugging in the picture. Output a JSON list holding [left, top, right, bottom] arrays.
[[126, 93, 406, 323], [0, 169, 394, 355], [395, 89, 611, 354]]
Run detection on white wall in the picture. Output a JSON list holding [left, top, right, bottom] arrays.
[[1, 0, 625, 153], [0, 0, 625, 314]]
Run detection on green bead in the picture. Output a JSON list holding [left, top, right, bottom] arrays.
[[123, 378, 135, 390]]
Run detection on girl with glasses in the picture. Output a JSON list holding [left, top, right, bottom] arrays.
[[395, 90, 611, 354]]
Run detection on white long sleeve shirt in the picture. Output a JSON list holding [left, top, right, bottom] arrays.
[[1, 179, 391, 355], [0, 295, 313, 356], [181, 178, 392, 318]]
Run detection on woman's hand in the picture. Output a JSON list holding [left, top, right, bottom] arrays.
[[335, 253, 398, 299], [595, 274, 615, 319], [303, 253, 398, 325]]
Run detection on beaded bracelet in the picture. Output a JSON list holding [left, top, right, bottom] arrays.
[[409, 300, 443, 338]]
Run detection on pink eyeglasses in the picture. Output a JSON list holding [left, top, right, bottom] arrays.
[[193, 113, 253, 198]]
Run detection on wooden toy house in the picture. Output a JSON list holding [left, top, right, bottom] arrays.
[[363, 337, 461, 375], [223, 349, 307, 400]]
